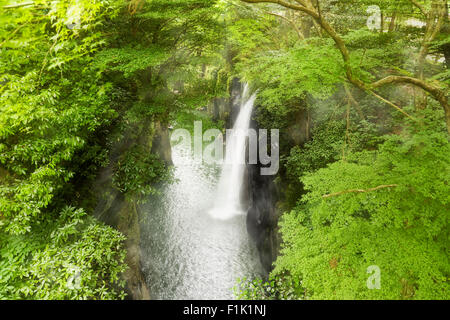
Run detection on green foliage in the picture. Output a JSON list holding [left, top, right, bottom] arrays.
[[273, 119, 450, 299], [174, 110, 225, 134], [235, 275, 303, 300], [113, 145, 170, 201], [1, 0, 227, 299], [231, 1, 449, 299], [0, 0, 132, 300], [0, 68, 117, 234], [0, 0, 167, 299], [0, 206, 126, 300], [0, 0, 120, 235], [246, 40, 344, 105], [235, 39, 344, 128], [285, 120, 346, 179], [95, 45, 170, 78], [286, 118, 383, 181], [2, 0, 449, 301]]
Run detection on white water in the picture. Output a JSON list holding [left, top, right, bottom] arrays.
[[140, 143, 264, 299], [209, 84, 257, 220], [140, 83, 264, 299]]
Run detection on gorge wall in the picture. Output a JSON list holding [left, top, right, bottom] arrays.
[[245, 99, 311, 273], [92, 120, 172, 300]]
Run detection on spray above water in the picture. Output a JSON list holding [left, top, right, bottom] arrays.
[[209, 84, 257, 220]]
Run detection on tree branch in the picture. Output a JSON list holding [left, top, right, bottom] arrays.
[[322, 184, 398, 198], [409, 0, 428, 17], [242, 0, 318, 17], [2, 1, 34, 9], [370, 75, 448, 109], [366, 89, 417, 121], [261, 9, 305, 40], [241, 0, 450, 133], [242, 0, 362, 87], [0, 23, 28, 49], [344, 83, 364, 119]]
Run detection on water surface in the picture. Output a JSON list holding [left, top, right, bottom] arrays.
[[141, 143, 264, 299]]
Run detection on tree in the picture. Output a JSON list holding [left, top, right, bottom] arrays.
[[241, 0, 450, 133], [0, 0, 226, 299]]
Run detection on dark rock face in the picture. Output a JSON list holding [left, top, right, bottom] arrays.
[[93, 173, 151, 300], [208, 77, 286, 272], [93, 120, 173, 300], [244, 99, 312, 273], [286, 108, 310, 146], [229, 78, 243, 126], [246, 113, 281, 273], [209, 97, 228, 121], [151, 121, 173, 166], [208, 77, 243, 125], [94, 189, 150, 300], [214, 78, 282, 273]]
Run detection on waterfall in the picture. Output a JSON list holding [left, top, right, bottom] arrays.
[[141, 82, 265, 299], [209, 84, 257, 220]]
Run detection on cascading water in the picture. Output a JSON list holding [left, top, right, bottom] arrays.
[[209, 84, 256, 220], [140, 83, 264, 299]]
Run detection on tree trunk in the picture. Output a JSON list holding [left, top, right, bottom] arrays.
[[442, 0, 450, 68], [415, 0, 447, 109], [389, 12, 397, 32]]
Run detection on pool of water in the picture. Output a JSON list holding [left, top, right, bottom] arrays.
[[140, 143, 265, 299]]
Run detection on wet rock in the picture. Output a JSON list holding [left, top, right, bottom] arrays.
[[246, 115, 281, 273], [151, 121, 173, 166], [93, 120, 174, 300]]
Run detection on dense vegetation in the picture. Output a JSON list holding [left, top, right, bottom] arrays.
[[1, 0, 449, 300], [233, 0, 449, 300], [0, 0, 224, 299]]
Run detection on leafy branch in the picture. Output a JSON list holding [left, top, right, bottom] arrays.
[[322, 184, 398, 198], [242, 0, 450, 133]]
